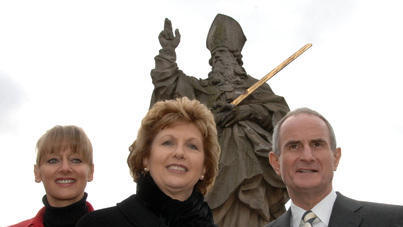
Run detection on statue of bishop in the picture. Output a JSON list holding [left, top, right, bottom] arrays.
[[150, 14, 290, 227]]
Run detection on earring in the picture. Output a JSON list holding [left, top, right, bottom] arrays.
[[144, 167, 149, 172], [200, 175, 204, 180]]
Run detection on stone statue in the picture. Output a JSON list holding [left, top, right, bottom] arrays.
[[149, 14, 290, 227]]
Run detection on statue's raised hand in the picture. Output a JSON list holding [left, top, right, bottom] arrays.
[[158, 18, 181, 50]]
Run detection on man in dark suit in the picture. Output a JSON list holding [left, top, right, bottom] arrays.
[[266, 107, 403, 227]]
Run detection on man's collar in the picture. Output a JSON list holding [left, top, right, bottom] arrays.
[[290, 203, 305, 227], [290, 190, 337, 227], [312, 190, 337, 225]]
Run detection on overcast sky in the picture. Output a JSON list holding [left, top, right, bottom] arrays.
[[1, 0, 403, 225]]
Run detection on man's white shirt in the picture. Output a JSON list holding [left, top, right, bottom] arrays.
[[290, 190, 337, 227]]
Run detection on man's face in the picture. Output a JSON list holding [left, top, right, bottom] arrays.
[[269, 113, 341, 197]]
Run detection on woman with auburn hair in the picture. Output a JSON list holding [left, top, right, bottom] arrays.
[[10, 125, 94, 227], [77, 97, 220, 227]]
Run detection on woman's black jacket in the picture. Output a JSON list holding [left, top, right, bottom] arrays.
[[76, 174, 217, 227]]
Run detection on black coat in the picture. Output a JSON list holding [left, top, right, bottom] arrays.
[[76, 174, 216, 227], [266, 192, 403, 227]]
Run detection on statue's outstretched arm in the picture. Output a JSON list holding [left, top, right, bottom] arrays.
[[151, 18, 192, 105]]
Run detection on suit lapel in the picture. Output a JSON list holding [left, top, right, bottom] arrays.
[[270, 209, 292, 227], [329, 192, 363, 227]]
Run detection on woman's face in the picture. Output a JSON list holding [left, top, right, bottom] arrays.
[[34, 148, 94, 207], [144, 121, 206, 201]]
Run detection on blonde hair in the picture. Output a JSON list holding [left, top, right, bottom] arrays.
[[36, 125, 93, 165], [128, 97, 220, 195]]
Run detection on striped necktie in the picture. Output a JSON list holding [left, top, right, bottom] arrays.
[[300, 210, 318, 227]]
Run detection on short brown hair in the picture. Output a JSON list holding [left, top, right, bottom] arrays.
[[128, 97, 220, 195], [36, 125, 93, 165]]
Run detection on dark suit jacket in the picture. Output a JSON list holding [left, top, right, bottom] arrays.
[[265, 192, 403, 227]]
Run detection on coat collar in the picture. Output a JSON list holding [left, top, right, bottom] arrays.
[[269, 192, 363, 227], [16, 201, 93, 227], [116, 174, 214, 227], [28, 207, 46, 227], [269, 209, 291, 227], [328, 192, 362, 227], [117, 194, 165, 227]]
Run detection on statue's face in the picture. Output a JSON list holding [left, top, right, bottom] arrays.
[[211, 48, 237, 68], [210, 48, 246, 83]]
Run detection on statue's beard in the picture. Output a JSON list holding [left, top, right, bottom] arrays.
[[209, 58, 247, 85]]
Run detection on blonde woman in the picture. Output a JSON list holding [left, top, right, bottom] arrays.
[[10, 125, 94, 227]]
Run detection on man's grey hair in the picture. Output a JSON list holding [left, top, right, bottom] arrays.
[[272, 107, 337, 155]]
